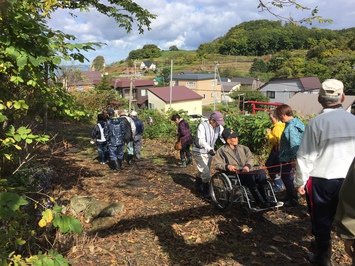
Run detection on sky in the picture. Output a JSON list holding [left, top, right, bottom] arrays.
[[47, 0, 355, 66]]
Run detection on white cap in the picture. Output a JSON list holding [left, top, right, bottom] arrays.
[[131, 110, 137, 116]]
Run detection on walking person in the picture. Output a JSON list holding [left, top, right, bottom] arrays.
[[119, 110, 136, 165], [192, 111, 225, 197], [335, 157, 355, 266], [91, 113, 108, 164], [105, 108, 126, 171], [295, 79, 355, 265], [274, 104, 305, 207], [265, 110, 285, 192], [130, 110, 144, 160], [171, 113, 194, 168]]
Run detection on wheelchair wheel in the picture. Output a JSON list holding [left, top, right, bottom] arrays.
[[210, 172, 233, 211]]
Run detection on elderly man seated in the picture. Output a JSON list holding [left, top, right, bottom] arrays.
[[213, 128, 277, 208]]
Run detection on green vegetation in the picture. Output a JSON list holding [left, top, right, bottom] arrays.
[[0, 0, 155, 264]]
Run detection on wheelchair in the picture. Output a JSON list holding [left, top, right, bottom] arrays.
[[209, 171, 283, 216]]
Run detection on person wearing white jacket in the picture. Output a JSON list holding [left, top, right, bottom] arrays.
[[295, 79, 355, 266]]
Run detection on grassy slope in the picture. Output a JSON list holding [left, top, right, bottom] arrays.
[[106, 50, 257, 78]]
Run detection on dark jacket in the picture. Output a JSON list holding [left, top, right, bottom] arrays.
[[133, 117, 144, 136], [177, 119, 193, 146], [105, 117, 126, 147]]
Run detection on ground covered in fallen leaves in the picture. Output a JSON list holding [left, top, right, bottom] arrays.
[[42, 121, 351, 266]]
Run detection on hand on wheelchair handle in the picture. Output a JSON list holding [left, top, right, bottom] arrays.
[[208, 149, 215, 156]]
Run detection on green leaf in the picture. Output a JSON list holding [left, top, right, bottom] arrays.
[[69, 218, 83, 234], [17, 55, 28, 68]]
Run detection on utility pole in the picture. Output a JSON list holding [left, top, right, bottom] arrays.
[[169, 60, 173, 109], [129, 76, 133, 112], [213, 61, 218, 111]]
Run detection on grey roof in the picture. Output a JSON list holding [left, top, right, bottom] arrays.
[[170, 73, 216, 80], [221, 82, 240, 93], [286, 93, 355, 117], [148, 86, 203, 103], [260, 77, 321, 91], [230, 77, 256, 85]]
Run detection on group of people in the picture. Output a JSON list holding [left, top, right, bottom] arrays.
[[171, 78, 355, 265], [91, 108, 144, 171]]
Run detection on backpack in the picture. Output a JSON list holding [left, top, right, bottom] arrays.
[[122, 118, 133, 143]]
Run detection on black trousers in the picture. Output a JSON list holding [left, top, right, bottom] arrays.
[[305, 176, 344, 242]]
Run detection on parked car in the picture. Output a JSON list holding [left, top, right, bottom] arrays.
[[188, 114, 208, 122]]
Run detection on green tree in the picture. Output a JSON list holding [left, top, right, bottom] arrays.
[[95, 74, 112, 91], [169, 45, 179, 51], [0, 0, 156, 263], [90, 56, 106, 73]]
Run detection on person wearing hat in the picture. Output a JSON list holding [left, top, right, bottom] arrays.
[[214, 128, 277, 208], [119, 110, 136, 165], [192, 111, 225, 197], [295, 79, 355, 265], [130, 110, 144, 160]]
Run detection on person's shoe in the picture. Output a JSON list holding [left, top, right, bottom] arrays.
[[202, 182, 210, 198], [277, 194, 290, 202], [283, 198, 299, 207], [180, 160, 187, 168], [127, 155, 133, 165], [100, 162, 106, 165], [187, 156, 193, 165], [195, 177, 203, 193]]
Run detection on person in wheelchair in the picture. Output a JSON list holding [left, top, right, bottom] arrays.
[[214, 128, 277, 209]]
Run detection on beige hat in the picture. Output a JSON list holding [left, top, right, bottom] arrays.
[[119, 109, 127, 116], [319, 79, 343, 97]]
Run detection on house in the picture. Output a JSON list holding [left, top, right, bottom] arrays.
[[140, 61, 156, 72], [220, 81, 241, 102], [112, 78, 155, 109], [170, 73, 221, 105], [231, 77, 264, 89], [259, 77, 321, 103], [286, 93, 355, 117], [67, 71, 102, 91], [147, 86, 203, 114]]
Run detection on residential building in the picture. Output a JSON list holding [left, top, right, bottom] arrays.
[[140, 61, 157, 72], [231, 77, 264, 89], [67, 71, 101, 91], [147, 86, 203, 114], [170, 73, 221, 105], [259, 77, 321, 103], [220, 81, 241, 102], [112, 78, 155, 109]]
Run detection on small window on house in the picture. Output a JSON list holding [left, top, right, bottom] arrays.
[[202, 94, 206, 99], [211, 80, 215, 86], [211, 93, 214, 98], [141, 89, 146, 97], [186, 82, 196, 88], [266, 91, 275, 99], [148, 103, 155, 109]]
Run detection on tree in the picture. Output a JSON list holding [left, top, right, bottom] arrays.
[[91, 56, 106, 73], [169, 45, 179, 51], [257, 0, 332, 25], [95, 74, 112, 91], [0, 0, 156, 263]]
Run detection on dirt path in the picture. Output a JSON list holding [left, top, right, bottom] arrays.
[[45, 122, 351, 266]]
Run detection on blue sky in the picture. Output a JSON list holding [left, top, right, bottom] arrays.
[[47, 0, 355, 65]]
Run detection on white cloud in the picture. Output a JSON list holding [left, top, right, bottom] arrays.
[[47, 0, 355, 65]]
